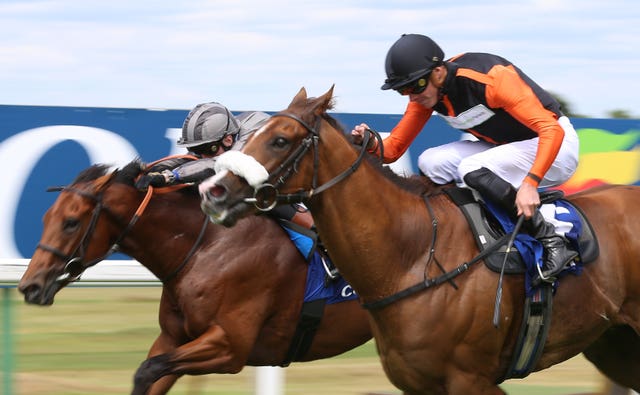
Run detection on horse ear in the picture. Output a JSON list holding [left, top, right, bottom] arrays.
[[311, 84, 335, 116], [290, 87, 308, 107], [324, 84, 335, 99]]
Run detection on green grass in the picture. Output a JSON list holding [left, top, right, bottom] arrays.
[[2, 287, 610, 394]]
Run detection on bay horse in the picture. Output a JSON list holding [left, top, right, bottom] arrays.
[[198, 86, 640, 395], [17, 159, 371, 395]]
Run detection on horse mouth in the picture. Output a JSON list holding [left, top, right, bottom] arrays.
[[21, 280, 65, 306], [200, 196, 249, 227], [20, 273, 71, 306], [200, 179, 256, 227], [199, 168, 260, 227]]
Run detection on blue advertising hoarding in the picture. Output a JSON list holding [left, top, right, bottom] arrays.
[[1, 104, 639, 259]]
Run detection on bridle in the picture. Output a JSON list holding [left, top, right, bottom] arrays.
[[36, 184, 154, 283], [246, 112, 380, 211], [37, 179, 209, 284]]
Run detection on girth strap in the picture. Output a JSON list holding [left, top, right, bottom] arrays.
[[280, 298, 326, 366]]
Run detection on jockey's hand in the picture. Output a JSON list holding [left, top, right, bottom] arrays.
[[351, 123, 374, 148], [135, 172, 166, 190], [515, 182, 540, 219]]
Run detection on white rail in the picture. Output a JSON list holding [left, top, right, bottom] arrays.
[[0, 258, 157, 285]]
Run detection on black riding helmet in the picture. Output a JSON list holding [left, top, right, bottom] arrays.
[[381, 34, 445, 91]]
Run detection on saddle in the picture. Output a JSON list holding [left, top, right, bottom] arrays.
[[444, 186, 600, 380], [444, 187, 599, 274]]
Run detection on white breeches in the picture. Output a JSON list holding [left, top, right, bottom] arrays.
[[417, 116, 579, 188]]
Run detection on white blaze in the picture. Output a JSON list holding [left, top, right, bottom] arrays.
[[213, 150, 269, 188]]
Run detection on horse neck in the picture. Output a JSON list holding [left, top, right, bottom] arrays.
[[107, 187, 207, 281], [307, 130, 436, 302]]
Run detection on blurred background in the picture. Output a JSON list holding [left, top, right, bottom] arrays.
[[1, 1, 639, 394]]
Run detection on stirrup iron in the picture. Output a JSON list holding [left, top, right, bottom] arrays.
[[320, 255, 339, 280]]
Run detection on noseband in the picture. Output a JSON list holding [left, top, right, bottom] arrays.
[[246, 112, 375, 211]]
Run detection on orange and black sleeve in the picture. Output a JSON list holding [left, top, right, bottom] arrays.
[[371, 101, 433, 163], [484, 65, 564, 187]]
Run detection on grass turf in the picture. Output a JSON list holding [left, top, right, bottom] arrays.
[[2, 287, 608, 394]]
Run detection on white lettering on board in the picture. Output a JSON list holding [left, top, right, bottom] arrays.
[[0, 126, 139, 258]]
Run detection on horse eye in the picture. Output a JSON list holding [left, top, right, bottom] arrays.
[[272, 137, 289, 149], [63, 218, 80, 233]]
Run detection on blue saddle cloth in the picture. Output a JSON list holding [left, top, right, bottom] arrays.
[[282, 226, 358, 305], [484, 199, 585, 295], [282, 226, 316, 261], [303, 252, 358, 304]]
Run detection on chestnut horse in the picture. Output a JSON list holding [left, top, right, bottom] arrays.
[[17, 159, 371, 395], [198, 86, 640, 395]]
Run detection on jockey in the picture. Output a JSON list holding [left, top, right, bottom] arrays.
[[137, 102, 314, 230], [137, 102, 267, 185], [351, 34, 580, 285]]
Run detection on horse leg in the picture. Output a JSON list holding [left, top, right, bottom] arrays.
[[446, 374, 507, 395], [130, 328, 181, 395], [132, 324, 245, 395], [133, 354, 174, 395], [146, 375, 180, 395], [398, 378, 507, 395], [394, 370, 507, 395], [131, 331, 179, 395], [583, 325, 640, 391]]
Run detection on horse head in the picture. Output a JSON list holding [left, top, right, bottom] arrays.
[[18, 160, 146, 305], [199, 85, 364, 226]]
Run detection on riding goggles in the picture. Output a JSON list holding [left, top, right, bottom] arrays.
[[190, 138, 225, 156], [396, 73, 430, 96]]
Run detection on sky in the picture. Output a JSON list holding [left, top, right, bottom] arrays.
[[1, 0, 639, 119]]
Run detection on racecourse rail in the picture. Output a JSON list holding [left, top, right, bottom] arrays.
[[0, 259, 284, 395]]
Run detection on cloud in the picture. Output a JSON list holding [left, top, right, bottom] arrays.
[[0, 0, 638, 117]]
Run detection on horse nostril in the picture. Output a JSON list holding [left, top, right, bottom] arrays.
[[208, 185, 227, 199], [17, 282, 29, 294], [19, 283, 41, 302]]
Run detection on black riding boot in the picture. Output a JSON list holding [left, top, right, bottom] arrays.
[[463, 167, 578, 284], [525, 209, 578, 282]]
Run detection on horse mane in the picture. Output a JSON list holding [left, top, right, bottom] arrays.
[[363, 154, 447, 196], [318, 110, 446, 197], [287, 88, 446, 197], [71, 159, 144, 188], [72, 164, 111, 184], [114, 159, 144, 186]]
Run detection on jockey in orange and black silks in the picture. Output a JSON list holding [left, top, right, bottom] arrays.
[[368, 44, 575, 191], [351, 33, 580, 285]]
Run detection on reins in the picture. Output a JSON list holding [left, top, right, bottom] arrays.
[[161, 215, 208, 283], [144, 155, 210, 282]]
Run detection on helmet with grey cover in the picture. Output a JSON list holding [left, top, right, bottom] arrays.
[[177, 102, 240, 148]]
